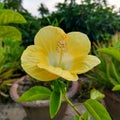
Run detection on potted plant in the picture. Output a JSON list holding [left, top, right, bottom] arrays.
[[86, 35, 120, 120], [10, 75, 79, 120], [10, 26, 111, 120]]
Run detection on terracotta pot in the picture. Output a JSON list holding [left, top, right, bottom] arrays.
[[10, 76, 78, 120], [104, 91, 120, 120]]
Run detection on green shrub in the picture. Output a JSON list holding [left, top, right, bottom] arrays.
[[86, 37, 120, 90]]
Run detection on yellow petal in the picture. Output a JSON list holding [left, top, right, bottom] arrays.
[[70, 55, 101, 74], [37, 63, 78, 81], [21, 45, 59, 81], [34, 26, 67, 54], [66, 32, 91, 58]]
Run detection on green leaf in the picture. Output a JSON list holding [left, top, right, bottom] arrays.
[[50, 89, 62, 119], [0, 2, 4, 9], [74, 115, 82, 120], [106, 63, 118, 85], [112, 85, 120, 91], [98, 47, 120, 61], [18, 86, 51, 102], [111, 62, 120, 84], [113, 40, 120, 48], [82, 111, 91, 120], [84, 99, 112, 120], [57, 79, 67, 93], [0, 26, 21, 40], [90, 89, 105, 100], [0, 9, 27, 25]]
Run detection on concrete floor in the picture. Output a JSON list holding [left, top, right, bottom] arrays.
[[0, 102, 85, 120]]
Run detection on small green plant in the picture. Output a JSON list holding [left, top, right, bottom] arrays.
[[0, 38, 24, 98]]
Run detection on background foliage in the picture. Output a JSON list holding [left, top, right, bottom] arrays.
[[3, 0, 120, 47], [39, 0, 120, 44]]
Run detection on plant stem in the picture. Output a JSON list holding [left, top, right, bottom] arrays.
[[64, 94, 85, 120]]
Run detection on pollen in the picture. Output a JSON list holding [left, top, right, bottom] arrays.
[[56, 35, 67, 53]]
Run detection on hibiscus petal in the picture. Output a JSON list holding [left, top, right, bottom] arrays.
[[21, 26, 100, 82], [34, 26, 67, 53], [66, 32, 91, 58], [70, 55, 101, 74], [21, 45, 59, 81], [37, 63, 78, 81]]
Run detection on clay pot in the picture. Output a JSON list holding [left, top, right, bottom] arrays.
[[104, 91, 120, 120], [10, 76, 78, 120]]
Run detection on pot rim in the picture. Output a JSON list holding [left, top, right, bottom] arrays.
[[10, 75, 78, 107]]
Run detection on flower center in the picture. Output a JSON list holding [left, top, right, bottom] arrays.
[[56, 35, 67, 66]]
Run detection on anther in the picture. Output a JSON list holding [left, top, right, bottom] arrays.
[[56, 40, 67, 53]]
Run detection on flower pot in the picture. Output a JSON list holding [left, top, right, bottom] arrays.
[[104, 91, 120, 120], [10, 75, 78, 120]]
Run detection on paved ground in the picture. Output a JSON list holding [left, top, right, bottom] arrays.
[[0, 103, 26, 120], [0, 102, 86, 120]]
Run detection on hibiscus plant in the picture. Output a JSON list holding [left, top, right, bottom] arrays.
[[18, 26, 112, 120]]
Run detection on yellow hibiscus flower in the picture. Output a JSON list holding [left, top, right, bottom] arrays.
[[21, 26, 100, 81]]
